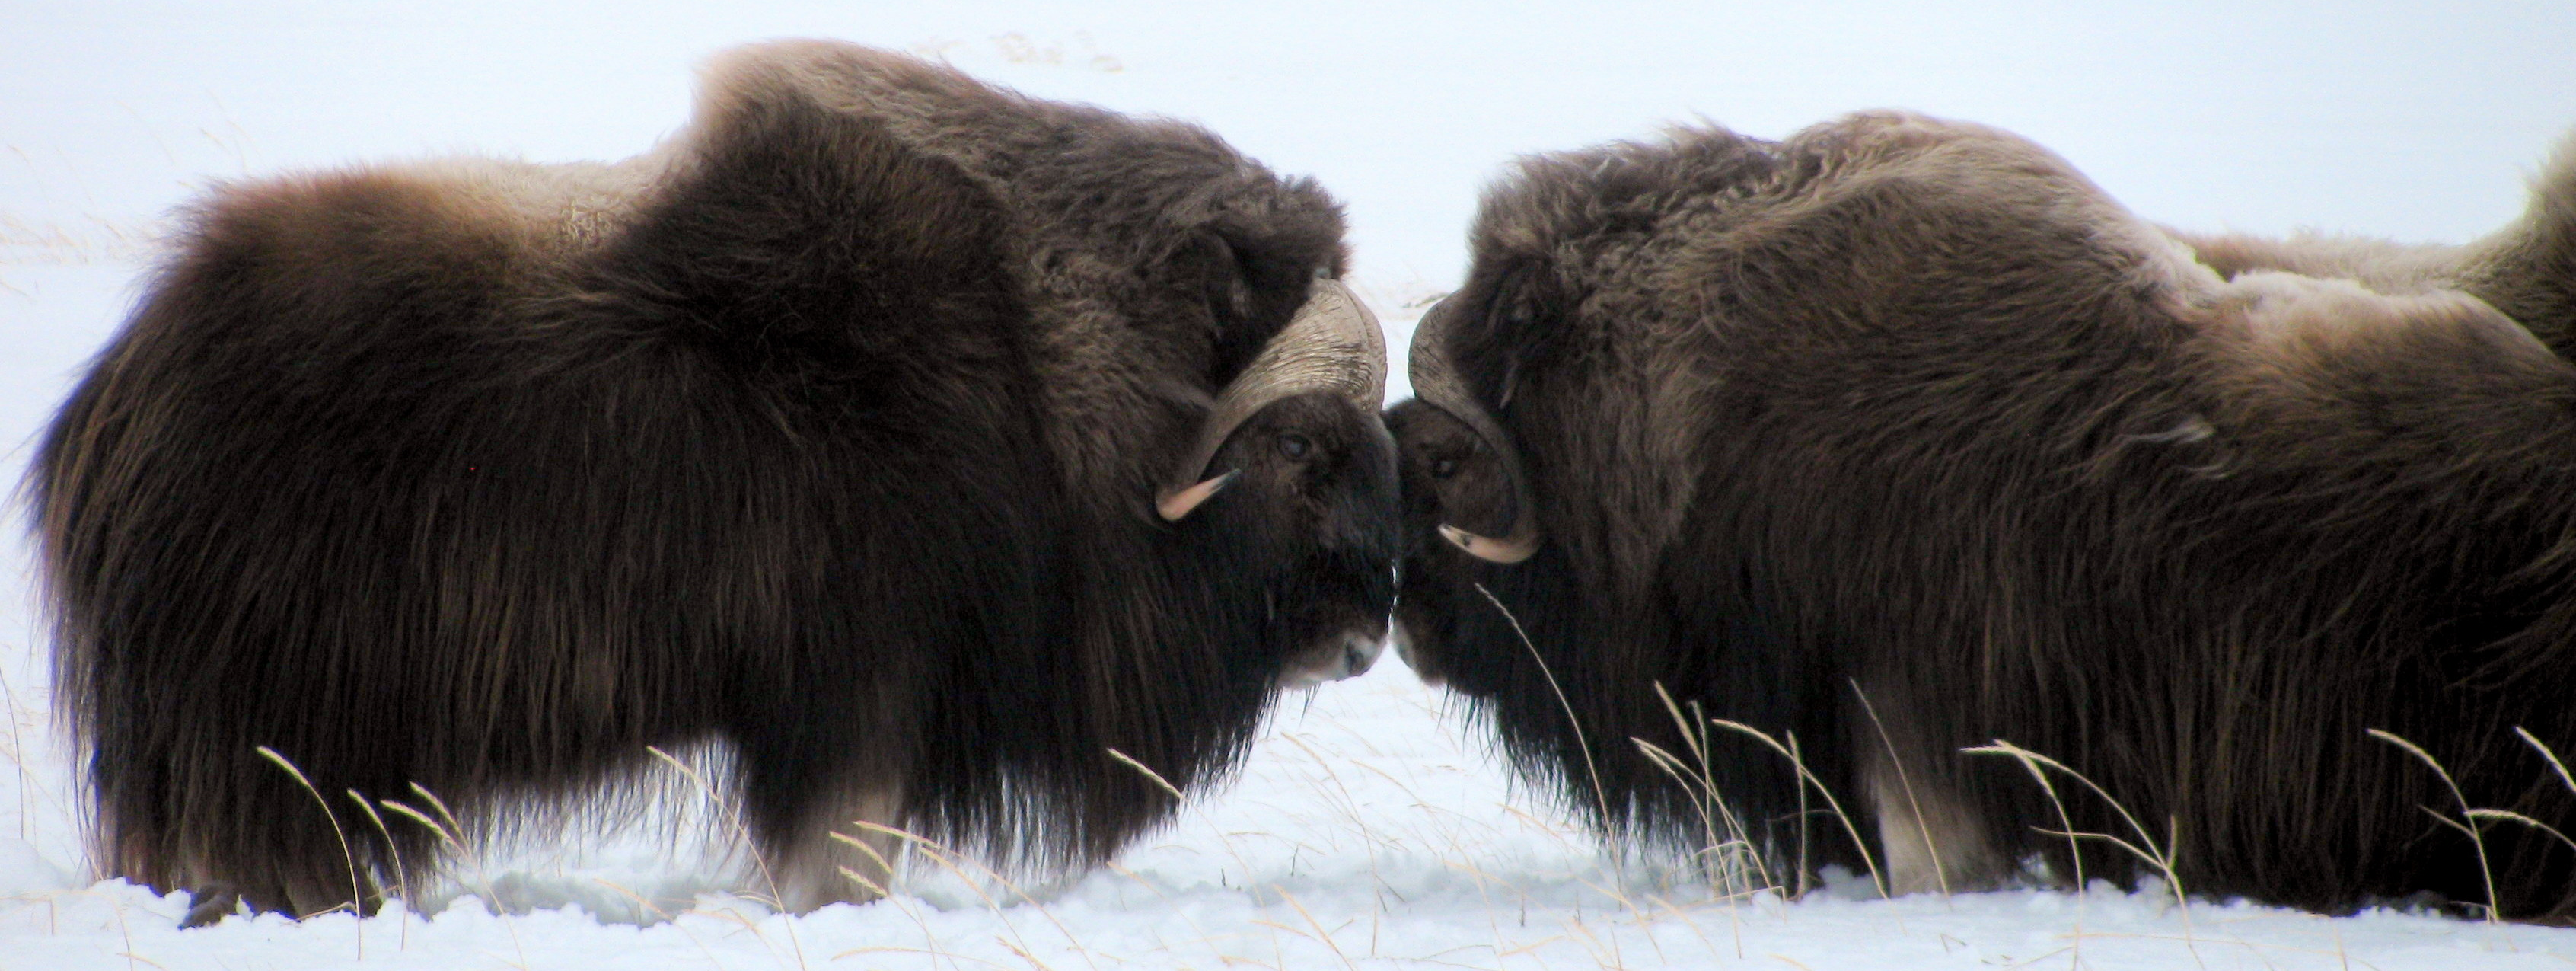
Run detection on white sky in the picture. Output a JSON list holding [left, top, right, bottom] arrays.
[[8, 0, 2576, 312]]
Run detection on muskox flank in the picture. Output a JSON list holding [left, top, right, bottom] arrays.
[[1392, 113, 2576, 917], [32, 40, 1401, 925]]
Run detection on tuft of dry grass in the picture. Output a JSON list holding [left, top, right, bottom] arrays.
[[24, 621, 2576, 968]]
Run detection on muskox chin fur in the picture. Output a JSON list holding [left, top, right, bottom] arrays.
[[30, 40, 1393, 921], [1393, 112, 2576, 916]]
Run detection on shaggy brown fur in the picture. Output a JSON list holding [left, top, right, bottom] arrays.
[[1392, 112, 2576, 917], [31, 40, 1399, 924]]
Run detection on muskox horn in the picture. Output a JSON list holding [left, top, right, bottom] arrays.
[[1159, 276, 1387, 521], [1409, 293, 1542, 564]]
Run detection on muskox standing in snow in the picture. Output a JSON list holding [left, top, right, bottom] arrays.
[[1392, 112, 2576, 917], [32, 40, 1400, 925]]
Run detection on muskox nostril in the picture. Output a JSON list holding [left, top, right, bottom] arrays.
[[1340, 631, 1386, 678]]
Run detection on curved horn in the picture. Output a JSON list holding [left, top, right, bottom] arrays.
[[1409, 294, 1542, 564], [1159, 276, 1387, 521]]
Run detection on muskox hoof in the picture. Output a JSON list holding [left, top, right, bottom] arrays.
[[1279, 628, 1388, 688], [180, 884, 243, 928]]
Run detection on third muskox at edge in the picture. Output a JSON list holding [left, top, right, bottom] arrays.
[[1392, 110, 2576, 918], [31, 40, 1399, 926]]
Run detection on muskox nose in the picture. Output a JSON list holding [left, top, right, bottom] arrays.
[[1278, 628, 1388, 688], [1388, 620, 1439, 688], [1339, 628, 1388, 678]]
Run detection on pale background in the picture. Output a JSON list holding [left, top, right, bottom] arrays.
[[5, 2, 2576, 967]]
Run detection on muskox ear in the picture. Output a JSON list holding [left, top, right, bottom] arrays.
[[1178, 225, 1346, 390]]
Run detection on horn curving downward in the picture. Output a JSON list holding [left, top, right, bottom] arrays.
[[1159, 276, 1387, 521], [1408, 294, 1542, 564]]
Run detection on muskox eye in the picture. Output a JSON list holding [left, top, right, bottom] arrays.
[[1279, 433, 1313, 461], [1430, 457, 1460, 479]]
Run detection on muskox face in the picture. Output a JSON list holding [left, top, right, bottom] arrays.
[[1384, 270, 1558, 692], [1198, 391, 1400, 687], [1384, 398, 1502, 687]]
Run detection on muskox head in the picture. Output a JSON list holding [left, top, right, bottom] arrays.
[[1159, 278, 1399, 687], [1390, 112, 2576, 917], [1388, 126, 1778, 701], [717, 41, 1410, 694]]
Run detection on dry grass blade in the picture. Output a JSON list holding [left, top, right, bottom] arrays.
[[2367, 728, 2500, 924], [1634, 739, 1768, 896], [1707, 718, 1887, 899], [2485, 728, 2576, 887], [1849, 679, 1949, 898], [1964, 739, 2201, 970], [850, 820, 1103, 971], [2516, 726, 2576, 797], [1274, 887, 1360, 971], [2465, 809, 2576, 858], [253, 746, 362, 956], [405, 782, 472, 848], [1644, 682, 1771, 894], [642, 747, 771, 894], [1106, 747, 1188, 803], [1471, 580, 1640, 971], [644, 745, 809, 971], [1964, 745, 2085, 893], [379, 791, 529, 967], [1963, 742, 2184, 909], [345, 789, 408, 949], [1471, 584, 1622, 871]]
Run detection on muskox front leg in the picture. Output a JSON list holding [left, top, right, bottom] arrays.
[[1864, 758, 2006, 896], [732, 717, 914, 912], [131, 751, 410, 927], [762, 784, 907, 912]]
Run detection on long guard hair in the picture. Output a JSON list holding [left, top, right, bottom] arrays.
[[32, 40, 1399, 923]]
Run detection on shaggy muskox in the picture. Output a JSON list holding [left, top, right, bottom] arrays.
[[1392, 112, 2576, 917], [32, 40, 1401, 925]]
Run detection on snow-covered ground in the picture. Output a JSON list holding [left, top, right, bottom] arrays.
[[9, 3, 2576, 968]]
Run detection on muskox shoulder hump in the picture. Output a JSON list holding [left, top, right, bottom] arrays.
[[601, 54, 1024, 369]]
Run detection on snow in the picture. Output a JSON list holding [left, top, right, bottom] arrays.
[[8, 2, 2576, 967]]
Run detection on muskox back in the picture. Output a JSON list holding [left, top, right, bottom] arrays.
[[1392, 113, 2576, 916], [34, 40, 1398, 924]]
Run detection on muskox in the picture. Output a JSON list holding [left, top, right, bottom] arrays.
[[31, 40, 1401, 925], [1392, 112, 2576, 917]]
